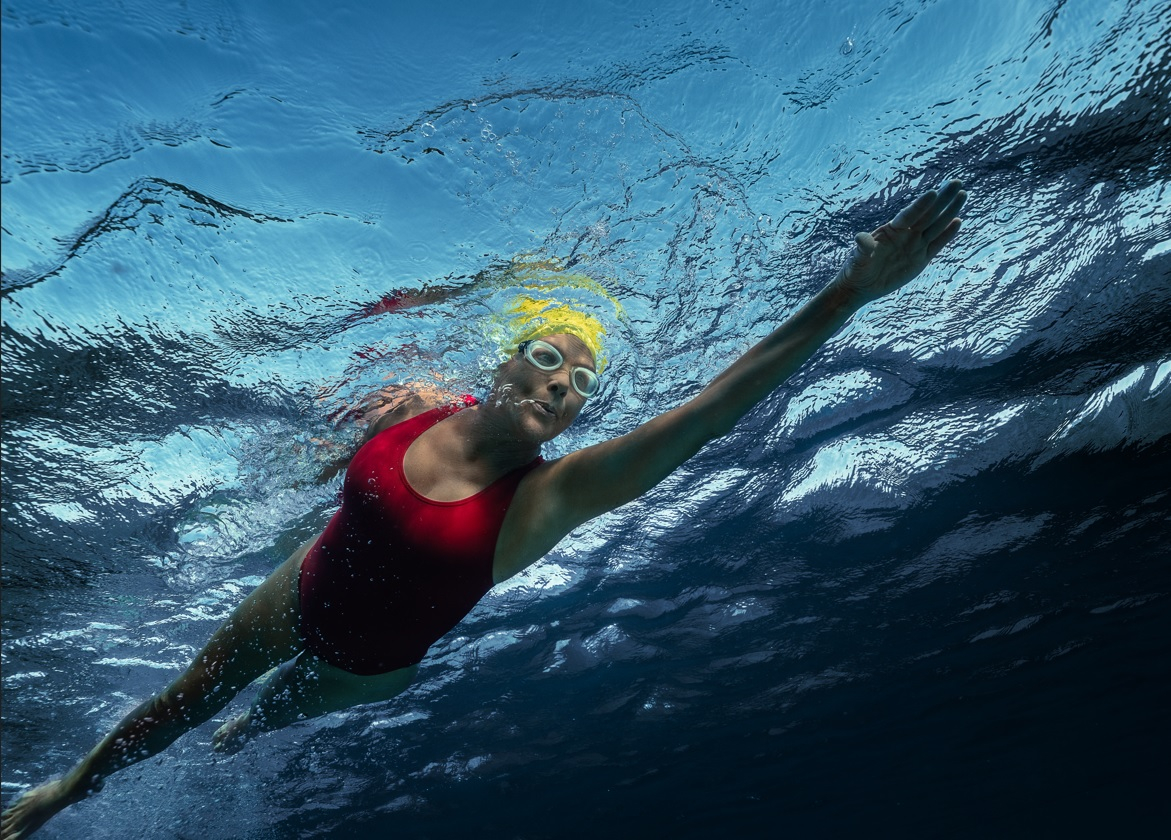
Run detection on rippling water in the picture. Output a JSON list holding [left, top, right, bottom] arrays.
[[3, 0, 1169, 837]]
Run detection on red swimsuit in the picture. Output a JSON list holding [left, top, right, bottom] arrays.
[[298, 401, 542, 675]]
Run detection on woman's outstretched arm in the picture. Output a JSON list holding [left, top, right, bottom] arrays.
[[539, 180, 967, 533]]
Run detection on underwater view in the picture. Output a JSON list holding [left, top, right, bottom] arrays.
[[2, 0, 1168, 837]]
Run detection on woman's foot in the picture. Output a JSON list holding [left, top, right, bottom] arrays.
[[211, 711, 254, 755], [1, 777, 79, 840]]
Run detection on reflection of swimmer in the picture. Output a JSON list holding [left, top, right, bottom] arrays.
[[349, 287, 449, 319], [2, 182, 967, 839], [346, 254, 627, 324]]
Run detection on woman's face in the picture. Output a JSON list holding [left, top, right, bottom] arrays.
[[490, 333, 598, 443]]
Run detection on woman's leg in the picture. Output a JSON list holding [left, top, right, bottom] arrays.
[[212, 656, 419, 753], [2, 539, 314, 840]]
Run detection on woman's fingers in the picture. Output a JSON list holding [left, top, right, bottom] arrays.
[[926, 218, 963, 260], [922, 187, 967, 243], [890, 189, 940, 230], [890, 179, 965, 233]]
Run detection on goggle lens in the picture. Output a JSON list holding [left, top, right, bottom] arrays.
[[573, 367, 600, 398], [520, 340, 600, 399]]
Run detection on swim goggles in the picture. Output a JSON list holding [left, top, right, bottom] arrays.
[[518, 339, 600, 398]]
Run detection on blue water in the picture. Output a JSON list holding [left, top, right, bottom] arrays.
[[3, 0, 1169, 837]]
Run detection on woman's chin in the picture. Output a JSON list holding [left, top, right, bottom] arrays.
[[520, 411, 569, 444]]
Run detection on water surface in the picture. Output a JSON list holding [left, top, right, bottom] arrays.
[[2, 0, 1169, 837]]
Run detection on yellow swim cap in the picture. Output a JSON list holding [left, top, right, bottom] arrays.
[[505, 295, 608, 371]]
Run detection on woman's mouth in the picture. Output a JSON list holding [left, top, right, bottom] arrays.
[[520, 398, 557, 418]]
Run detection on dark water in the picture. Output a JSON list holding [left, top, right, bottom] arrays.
[[3, 0, 1169, 837]]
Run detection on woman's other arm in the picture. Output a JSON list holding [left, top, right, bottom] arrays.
[[312, 386, 439, 483]]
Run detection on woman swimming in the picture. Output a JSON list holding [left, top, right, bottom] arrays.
[[1, 180, 967, 839]]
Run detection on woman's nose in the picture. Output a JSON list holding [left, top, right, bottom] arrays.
[[545, 372, 570, 395]]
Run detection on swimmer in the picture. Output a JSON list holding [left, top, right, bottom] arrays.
[[1, 180, 966, 839]]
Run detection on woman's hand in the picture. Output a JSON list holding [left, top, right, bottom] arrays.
[[833, 179, 967, 305]]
